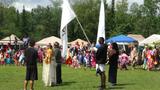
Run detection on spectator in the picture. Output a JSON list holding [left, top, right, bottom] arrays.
[[108, 42, 119, 86], [24, 40, 38, 90]]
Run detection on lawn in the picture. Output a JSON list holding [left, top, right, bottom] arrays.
[[0, 64, 160, 90]]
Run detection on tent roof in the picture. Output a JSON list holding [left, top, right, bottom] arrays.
[[69, 38, 88, 45], [36, 36, 62, 45], [139, 34, 160, 46], [127, 34, 145, 43], [0, 34, 23, 45], [106, 35, 137, 43]]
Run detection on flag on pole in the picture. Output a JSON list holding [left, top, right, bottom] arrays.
[[96, 0, 105, 47], [60, 0, 76, 58]]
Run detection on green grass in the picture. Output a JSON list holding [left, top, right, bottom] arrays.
[[0, 64, 160, 90]]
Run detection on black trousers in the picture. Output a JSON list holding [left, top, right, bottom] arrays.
[[56, 63, 62, 84], [108, 65, 117, 84]]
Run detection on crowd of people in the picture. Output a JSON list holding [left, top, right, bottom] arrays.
[[65, 42, 96, 69], [118, 45, 160, 71], [1, 36, 160, 90], [141, 46, 160, 71], [1, 39, 159, 73], [0, 43, 25, 66], [1, 39, 160, 73]]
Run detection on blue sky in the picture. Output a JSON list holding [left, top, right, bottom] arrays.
[[12, 0, 144, 12]]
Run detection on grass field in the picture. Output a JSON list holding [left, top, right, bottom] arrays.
[[0, 64, 160, 90]]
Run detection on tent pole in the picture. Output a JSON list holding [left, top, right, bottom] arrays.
[[123, 43, 126, 51], [75, 17, 91, 45]]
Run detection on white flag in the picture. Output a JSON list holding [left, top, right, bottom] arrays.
[[96, 0, 105, 46], [61, 26, 68, 58], [60, 0, 76, 58]]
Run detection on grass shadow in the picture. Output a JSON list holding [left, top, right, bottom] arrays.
[[108, 83, 135, 90], [93, 83, 135, 90], [116, 83, 135, 86], [56, 81, 76, 86], [108, 86, 124, 89]]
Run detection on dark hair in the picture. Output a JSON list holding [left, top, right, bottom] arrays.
[[111, 42, 119, 55], [29, 39, 35, 47], [98, 37, 104, 44], [54, 42, 59, 48]]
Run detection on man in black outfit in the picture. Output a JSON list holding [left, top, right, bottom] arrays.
[[24, 40, 38, 90], [96, 37, 107, 89], [54, 42, 62, 84]]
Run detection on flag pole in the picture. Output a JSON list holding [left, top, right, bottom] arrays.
[[75, 17, 91, 45]]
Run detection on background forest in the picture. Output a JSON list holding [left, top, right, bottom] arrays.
[[0, 0, 160, 42]]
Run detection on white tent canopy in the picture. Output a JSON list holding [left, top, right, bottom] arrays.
[[36, 36, 62, 46], [139, 34, 160, 46], [127, 34, 145, 43], [69, 38, 88, 46], [0, 34, 23, 45]]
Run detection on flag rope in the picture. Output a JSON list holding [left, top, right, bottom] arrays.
[[75, 17, 91, 45]]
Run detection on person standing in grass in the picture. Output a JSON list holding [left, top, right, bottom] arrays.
[[42, 44, 56, 86], [0, 50, 4, 65], [119, 50, 129, 70], [95, 37, 107, 89], [130, 46, 138, 69], [24, 40, 38, 90], [108, 42, 119, 86], [54, 42, 62, 84]]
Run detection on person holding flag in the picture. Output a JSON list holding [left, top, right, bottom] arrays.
[[96, 37, 107, 89]]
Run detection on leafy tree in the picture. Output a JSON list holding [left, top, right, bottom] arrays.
[[71, 0, 99, 42], [111, 0, 130, 36], [0, 0, 159, 42], [142, 0, 160, 36]]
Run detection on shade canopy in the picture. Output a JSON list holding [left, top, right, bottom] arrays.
[[106, 35, 137, 43], [0, 34, 23, 45], [36, 36, 62, 45], [139, 34, 160, 46], [127, 34, 145, 43], [69, 38, 88, 46]]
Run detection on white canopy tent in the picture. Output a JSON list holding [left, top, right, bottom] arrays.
[[0, 34, 23, 45], [139, 34, 160, 46], [127, 34, 145, 43], [69, 38, 88, 46], [36, 36, 62, 46]]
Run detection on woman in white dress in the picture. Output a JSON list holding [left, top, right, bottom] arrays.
[[42, 45, 57, 86]]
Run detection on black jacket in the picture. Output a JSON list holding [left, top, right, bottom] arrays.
[[96, 44, 107, 64]]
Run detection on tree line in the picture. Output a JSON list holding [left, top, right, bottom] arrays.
[[0, 0, 160, 42]]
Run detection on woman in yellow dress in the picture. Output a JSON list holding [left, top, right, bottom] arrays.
[[42, 45, 56, 86]]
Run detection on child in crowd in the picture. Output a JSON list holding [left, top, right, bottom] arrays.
[[91, 49, 96, 68], [146, 47, 154, 71], [5, 47, 12, 64], [38, 47, 44, 63], [142, 46, 148, 69], [13, 50, 20, 66], [18, 49, 25, 65], [77, 51, 84, 65], [71, 54, 81, 69], [66, 49, 72, 66], [84, 50, 91, 69], [119, 50, 129, 70], [0, 50, 5, 65]]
